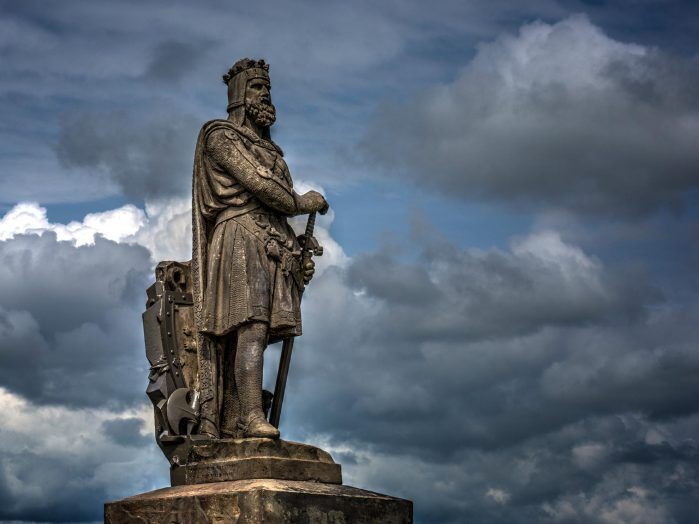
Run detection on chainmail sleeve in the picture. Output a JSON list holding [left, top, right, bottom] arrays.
[[206, 129, 299, 216]]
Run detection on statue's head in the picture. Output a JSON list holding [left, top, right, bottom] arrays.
[[223, 58, 276, 131]]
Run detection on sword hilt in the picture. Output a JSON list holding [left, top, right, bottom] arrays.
[[300, 211, 322, 259], [303, 211, 316, 243]]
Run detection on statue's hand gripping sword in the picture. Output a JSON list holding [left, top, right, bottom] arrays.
[[269, 211, 323, 428]]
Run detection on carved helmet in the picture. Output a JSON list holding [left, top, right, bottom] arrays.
[[223, 58, 270, 124]]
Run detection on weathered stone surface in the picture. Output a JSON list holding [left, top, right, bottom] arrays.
[[105, 479, 413, 523], [184, 438, 336, 463], [170, 438, 342, 486]]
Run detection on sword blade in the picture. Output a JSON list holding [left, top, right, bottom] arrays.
[[269, 336, 294, 428], [268, 211, 317, 428]]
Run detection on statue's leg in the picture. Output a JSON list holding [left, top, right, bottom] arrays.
[[219, 333, 240, 437], [235, 321, 280, 439], [197, 335, 221, 438]]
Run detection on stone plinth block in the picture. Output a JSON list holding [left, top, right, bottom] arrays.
[[105, 479, 413, 523], [170, 438, 342, 486]]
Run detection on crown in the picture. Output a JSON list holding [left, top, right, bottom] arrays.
[[222, 58, 269, 84]]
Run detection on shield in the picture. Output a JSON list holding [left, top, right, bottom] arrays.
[[143, 261, 201, 463]]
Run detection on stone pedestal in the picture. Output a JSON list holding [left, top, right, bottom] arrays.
[[106, 438, 412, 522], [105, 479, 412, 523], [170, 438, 342, 486]]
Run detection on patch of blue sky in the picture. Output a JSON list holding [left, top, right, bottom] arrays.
[[327, 178, 532, 256], [43, 195, 142, 224]]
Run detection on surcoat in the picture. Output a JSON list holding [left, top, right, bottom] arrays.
[[192, 119, 303, 343]]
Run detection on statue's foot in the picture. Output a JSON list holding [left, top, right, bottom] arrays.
[[239, 411, 280, 439], [198, 419, 220, 439]]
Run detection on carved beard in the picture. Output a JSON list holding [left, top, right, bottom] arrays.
[[246, 101, 276, 128]]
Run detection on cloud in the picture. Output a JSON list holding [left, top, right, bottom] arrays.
[[486, 487, 511, 505], [0, 233, 151, 408], [363, 15, 699, 216], [276, 216, 699, 522], [0, 198, 346, 411], [290, 225, 690, 455], [0, 0, 575, 204], [2, 0, 409, 202], [347, 228, 658, 342], [0, 388, 166, 522], [322, 414, 699, 523], [0, 199, 191, 264], [1, 197, 698, 522], [0, 202, 188, 520], [542, 484, 676, 524], [0, 197, 347, 520], [102, 417, 152, 448], [0, 202, 169, 409], [0, 202, 145, 244], [55, 105, 200, 199], [145, 40, 212, 83]]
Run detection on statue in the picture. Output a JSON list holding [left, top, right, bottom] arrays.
[[191, 58, 328, 439], [109, 58, 412, 522], [142, 58, 328, 459]]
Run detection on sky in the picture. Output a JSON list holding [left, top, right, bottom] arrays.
[[1, 0, 699, 522]]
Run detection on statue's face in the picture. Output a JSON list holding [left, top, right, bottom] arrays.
[[245, 79, 271, 107], [245, 78, 276, 128]]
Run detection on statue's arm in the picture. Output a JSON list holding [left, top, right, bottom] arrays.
[[206, 129, 322, 216]]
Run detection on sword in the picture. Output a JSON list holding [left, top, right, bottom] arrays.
[[269, 211, 322, 428]]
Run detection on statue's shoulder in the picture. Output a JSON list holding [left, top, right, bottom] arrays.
[[199, 119, 284, 156], [200, 119, 244, 142]]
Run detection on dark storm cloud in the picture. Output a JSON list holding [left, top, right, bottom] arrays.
[[347, 229, 658, 342], [56, 106, 200, 199], [363, 15, 699, 216], [0, 233, 152, 407], [0, 0, 578, 203], [0, 393, 166, 523], [102, 417, 151, 447], [145, 41, 212, 83], [335, 415, 699, 523], [294, 232, 696, 455], [0, 229, 165, 522], [0, 451, 110, 523], [280, 222, 699, 522], [1, 0, 413, 202], [0, 225, 171, 522]]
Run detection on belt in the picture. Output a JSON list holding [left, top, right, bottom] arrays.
[[214, 202, 261, 228]]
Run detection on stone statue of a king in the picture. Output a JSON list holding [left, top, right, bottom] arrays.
[[192, 58, 329, 440], [106, 57, 412, 523]]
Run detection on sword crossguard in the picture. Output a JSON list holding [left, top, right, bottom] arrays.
[[298, 234, 323, 258]]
